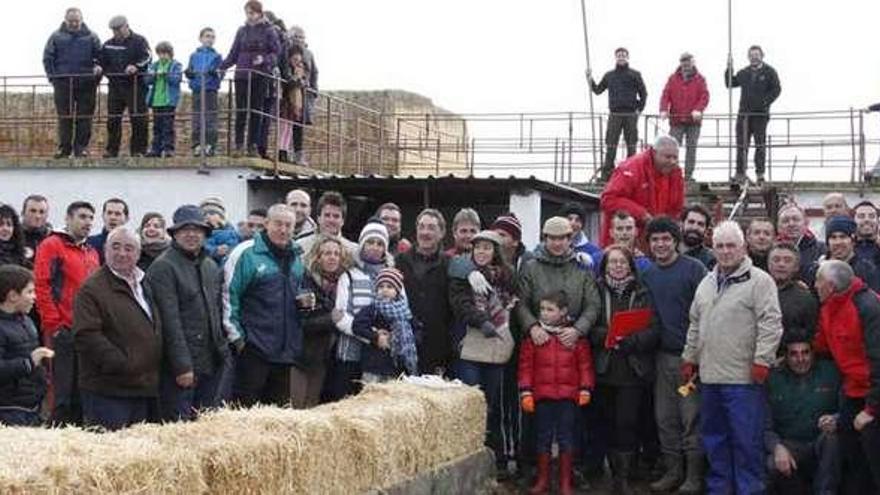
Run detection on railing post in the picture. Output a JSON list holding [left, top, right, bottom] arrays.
[[377, 110, 385, 172], [200, 71, 207, 165], [226, 78, 233, 156], [568, 112, 574, 179], [325, 96, 331, 171], [273, 74, 280, 176], [859, 110, 866, 184], [355, 116, 361, 173], [435, 137, 441, 176], [849, 106, 857, 183], [394, 117, 401, 173], [30, 84, 36, 154], [554, 137, 559, 183], [767, 134, 773, 183]]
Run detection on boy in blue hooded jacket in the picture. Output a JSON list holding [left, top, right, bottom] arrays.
[[145, 41, 183, 157], [185, 28, 223, 157]]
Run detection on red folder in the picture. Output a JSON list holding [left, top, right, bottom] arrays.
[[605, 309, 652, 349]]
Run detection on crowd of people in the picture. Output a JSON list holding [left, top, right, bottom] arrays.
[[42, 2, 318, 164], [0, 133, 878, 495]]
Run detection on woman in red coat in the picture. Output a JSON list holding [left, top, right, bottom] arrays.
[[518, 290, 595, 495]]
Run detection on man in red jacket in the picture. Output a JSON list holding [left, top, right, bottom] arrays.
[[659, 53, 709, 181], [814, 260, 880, 492], [33, 200, 100, 424], [599, 135, 684, 247]]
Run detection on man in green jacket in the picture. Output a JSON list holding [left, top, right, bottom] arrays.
[[765, 334, 840, 494]]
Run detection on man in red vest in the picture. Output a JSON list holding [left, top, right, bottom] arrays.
[[814, 260, 880, 492], [599, 135, 684, 247]]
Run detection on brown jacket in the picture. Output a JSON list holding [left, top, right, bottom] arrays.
[[73, 266, 162, 397]]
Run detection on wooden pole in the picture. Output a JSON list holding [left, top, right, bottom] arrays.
[[580, 0, 599, 181]]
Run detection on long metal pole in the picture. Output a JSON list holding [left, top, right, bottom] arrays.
[[727, 0, 734, 179], [580, 0, 599, 181]]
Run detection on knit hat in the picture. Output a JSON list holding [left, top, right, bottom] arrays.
[[358, 220, 389, 250], [199, 196, 226, 218], [559, 202, 587, 224], [825, 215, 857, 239], [542, 216, 573, 237], [375, 267, 404, 294], [167, 205, 210, 235], [491, 213, 522, 241]]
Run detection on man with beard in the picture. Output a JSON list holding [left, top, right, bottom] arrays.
[[746, 218, 775, 272], [680, 205, 716, 270], [853, 200, 880, 267], [768, 243, 819, 342], [805, 216, 880, 292]]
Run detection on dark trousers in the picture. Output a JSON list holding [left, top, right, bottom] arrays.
[[500, 356, 523, 466], [257, 92, 277, 155], [150, 106, 176, 154], [670, 123, 702, 179], [159, 370, 221, 421], [596, 384, 644, 452], [735, 113, 769, 175], [0, 408, 41, 426], [106, 82, 148, 155], [50, 329, 81, 425], [293, 124, 305, 153], [767, 433, 840, 495], [455, 359, 505, 466], [603, 113, 638, 179], [216, 351, 236, 403], [289, 360, 328, 409], [838, 396, 880, 494], [81, 390, 152, 431], [701, 383, 766, 495], [191, 89, 218, 149], [52, 77, 97, 154], [233, 345, 290, 407], [535, 399, 577, 453], [322, 358, 362, 402], [233, 75, 270, 150]]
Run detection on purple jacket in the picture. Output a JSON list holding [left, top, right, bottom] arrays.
[[220, 18, 281, 77]]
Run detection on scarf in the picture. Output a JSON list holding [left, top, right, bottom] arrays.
[[360, 257, 386, 281], [375, 296, 419, 375], [317, 270, 340, 297], [604, 274, 635, 297], [142, 239, 170, 260], [0, 239, 26, 266]]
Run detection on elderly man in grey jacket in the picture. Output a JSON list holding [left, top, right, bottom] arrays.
[[682, 220, 783, 495]]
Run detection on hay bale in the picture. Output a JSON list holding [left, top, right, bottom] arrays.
[[0, 380, 486, 494]]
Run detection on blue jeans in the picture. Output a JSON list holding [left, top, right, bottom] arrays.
[[0, 408, 41, 426], [535, 399, 577, 454], [455, 360, 504, 464], [701, 384, 766, 495], [160, 371, 221, 421], [81, 390, 152, 431]]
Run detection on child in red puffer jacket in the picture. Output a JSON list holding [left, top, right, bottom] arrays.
[[518, 290, 595, 495]]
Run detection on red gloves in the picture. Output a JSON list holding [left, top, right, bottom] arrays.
[[680, 361, 697, 384], [751, 364, 770, 384], [578, 390, 592, 407], [521, 394, 535, 414]]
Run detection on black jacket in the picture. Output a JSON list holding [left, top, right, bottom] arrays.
[[0, 311, 46, 410], [43, 22, 102, 78], [99, 31, 151, 85], [684, 245, 717, 271], [146, 244, 227, 377], [296, 272, 337, 370], [591, 64, 648, 113], [589, 282, 659, 386], [777, 280, 819, 341], [396, 250, 451, 374], [725, 63, 781, 114], [797, 235, 826, 282], [749, 249, 769, 272]]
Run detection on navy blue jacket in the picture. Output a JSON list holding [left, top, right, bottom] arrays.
[[43, 22, 101, 78], [353, 303, 421, 377], [0, 310, 47, 410], [100, 31, 151, 85]]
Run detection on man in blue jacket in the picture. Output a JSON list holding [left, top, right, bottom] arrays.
[[42, 7, 102, 159], [223, 204, 305, 407]]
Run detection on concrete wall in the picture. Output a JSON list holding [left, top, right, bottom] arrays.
[[0, 166, 251, 230]]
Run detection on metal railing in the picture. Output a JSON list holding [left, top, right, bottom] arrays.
[[0, 70, 463, 176], [392, 109, 880, 185]]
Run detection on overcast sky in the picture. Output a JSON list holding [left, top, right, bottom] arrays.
[[7, 1, 880, 180]]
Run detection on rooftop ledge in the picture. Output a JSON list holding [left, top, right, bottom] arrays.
[[0, 155, 315, 175]]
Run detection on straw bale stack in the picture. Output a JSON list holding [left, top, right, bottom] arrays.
[[0, 380, 486, 494]]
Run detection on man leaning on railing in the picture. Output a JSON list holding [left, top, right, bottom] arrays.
[[42, 7, 102, 159]]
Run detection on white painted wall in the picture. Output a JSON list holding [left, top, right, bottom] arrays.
[[509, 189, 542, 250], [0, 167, 252, 231]]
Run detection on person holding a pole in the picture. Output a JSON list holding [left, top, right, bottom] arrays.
[[725, 45, 781, 185], [588, 47, 647, 182]]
